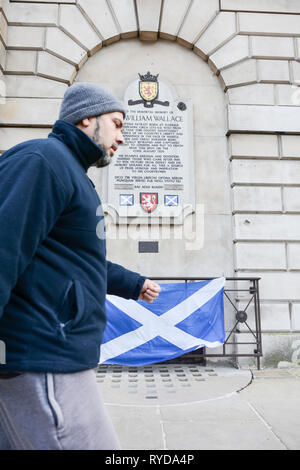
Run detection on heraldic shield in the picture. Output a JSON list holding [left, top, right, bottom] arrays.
[[140, 193, 158, 213], [139, 72, 159, 107]]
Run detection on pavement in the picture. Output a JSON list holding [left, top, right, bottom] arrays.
[[96, 363, 300, 450]]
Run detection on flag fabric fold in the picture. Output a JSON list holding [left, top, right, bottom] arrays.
[[99, 277, 225, 366]]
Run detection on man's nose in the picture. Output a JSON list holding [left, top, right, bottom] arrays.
[[117, 131, 125, 145]]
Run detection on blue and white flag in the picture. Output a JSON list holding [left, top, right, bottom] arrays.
[[100, 277, 225, 366]]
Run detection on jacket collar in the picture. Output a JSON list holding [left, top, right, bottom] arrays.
[[49, 120, 105, 171]]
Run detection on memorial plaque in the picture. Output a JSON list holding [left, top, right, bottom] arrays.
[[103, 72, 195, 224]]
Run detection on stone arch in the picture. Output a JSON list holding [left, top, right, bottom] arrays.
[[1, 0, 300, 366], [0, 0, 283, 91]]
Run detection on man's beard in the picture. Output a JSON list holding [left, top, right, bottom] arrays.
[[94, 150, 111, 168], [91, 117, 112, 168]]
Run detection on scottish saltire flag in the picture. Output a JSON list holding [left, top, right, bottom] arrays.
[[99, 277, 225, 366], [100, 278, 225, 366], [164, 195, 179, 206]]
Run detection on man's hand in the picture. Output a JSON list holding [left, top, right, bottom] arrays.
[[139, 279, 161, 303]]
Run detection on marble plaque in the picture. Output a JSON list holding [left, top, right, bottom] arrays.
[[103, 72, 195, 224]]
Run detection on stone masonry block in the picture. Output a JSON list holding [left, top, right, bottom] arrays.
[[78, 0, 119, 42], [287, 243, 300, 270], [275, 84, 300, 107], [0, 97, 61, 126], [235, 242, 286, 270], [136, 0, 161, 40], [227, 83, 275, 105], [291, 61, 300, 83], [177, 0, 219, 47], [0, 10, 7, 44], [110, 0, 137, 38], [0, 127, 49, 152], [283, 188, 300, 213], [235, 271, 300, 301], [0, 36, 5, 70], [7, 26, 44, 49], [220, 59, 257, 88], [234, 214, 300, 241], [10, 0, 75, 2], [5, 50, 36, 73], [194, 12, 236, 59], [291, 304, 300, 331], [59, 5, 101, 54], [258, 60, 290, 83], [230, 134, 279, 158], [238, 12, 300, 36], [281, 135, 300, 159], [209, 35, 249, 72], [228, 105, 300, 133], [37, 51, 76, 83], [159, 0, 190, 40], [6, 2, 58, 26], [231, 160, 300, 185], [235, 300, 291, 332], [232, 186, 282, 213], [45, 28, 87, 67], [251, 36, 295, 60], [221, 0, 300, 14], [5, 75, 67, 98]]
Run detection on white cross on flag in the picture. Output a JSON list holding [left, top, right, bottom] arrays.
[[99, 277, 225, 366]]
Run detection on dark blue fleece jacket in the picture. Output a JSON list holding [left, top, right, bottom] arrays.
[[0, 120, 145, 373]]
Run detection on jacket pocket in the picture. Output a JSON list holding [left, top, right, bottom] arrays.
[[57, 280, 86, 338]]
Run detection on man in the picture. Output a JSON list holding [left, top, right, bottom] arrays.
[[0, 82, 160, 450]]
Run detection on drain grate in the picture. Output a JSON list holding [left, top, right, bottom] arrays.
[[96, 364, 220, 401]]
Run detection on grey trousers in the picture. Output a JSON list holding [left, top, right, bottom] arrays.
[[0, 369, 120, 450]]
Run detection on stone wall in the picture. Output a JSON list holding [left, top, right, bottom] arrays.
[[1, 0, 300, 367]]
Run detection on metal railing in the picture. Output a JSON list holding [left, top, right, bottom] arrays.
[[149, 277, 262, 370]]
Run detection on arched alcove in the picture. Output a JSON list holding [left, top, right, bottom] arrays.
[[76, 38, 233, 279]]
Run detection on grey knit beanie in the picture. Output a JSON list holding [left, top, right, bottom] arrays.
[[59, 82, 126, 124]]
